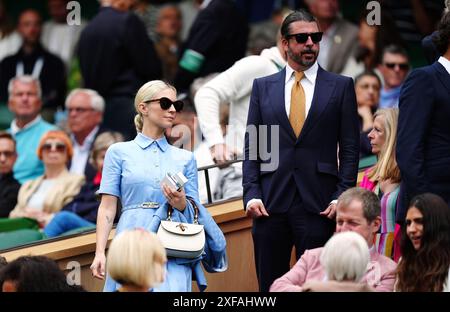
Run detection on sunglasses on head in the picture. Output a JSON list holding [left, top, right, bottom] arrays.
[[286, 32, 323, 44], [42, 142, 66, 153], [384, 62, 409, 70], [144, 97, 184, 112]]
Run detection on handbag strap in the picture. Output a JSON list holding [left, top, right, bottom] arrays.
[[167, 197, 200, 224]]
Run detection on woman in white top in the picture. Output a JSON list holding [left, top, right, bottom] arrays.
[[9, 130, 84, 227], [395, 193, 450, 292]]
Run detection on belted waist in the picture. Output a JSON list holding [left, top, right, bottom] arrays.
[[122, 202, 161, 212]]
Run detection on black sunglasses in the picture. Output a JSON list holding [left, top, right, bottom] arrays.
[[145, 97, 184, 112], [286, 32, 323, 44], [42, 142, 66, 153], [384, 62, 409, 71]]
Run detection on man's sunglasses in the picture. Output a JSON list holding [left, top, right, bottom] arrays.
[[144, 97, 184, 112], [42, 142, 66, 153], [286, 32, 323, 44], [384, 62, 409, 71]]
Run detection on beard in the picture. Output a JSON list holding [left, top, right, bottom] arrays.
[[287, 47, 319, 68]]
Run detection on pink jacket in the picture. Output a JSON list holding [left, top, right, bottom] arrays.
[[270, 246, 397, 292]]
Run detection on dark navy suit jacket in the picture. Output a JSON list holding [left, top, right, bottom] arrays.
[[397, 61, 450, 222], [243, 66, 360, 215]]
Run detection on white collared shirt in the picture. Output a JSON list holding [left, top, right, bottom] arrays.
[[438, 56, 450, 75], [285, 61, 318, 120], [10, 115, 42, 136], [70, 126, 100, 175]]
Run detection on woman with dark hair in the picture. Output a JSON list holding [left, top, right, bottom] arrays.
[[0, 256, 84, 292], [395, 193, 450, 292]]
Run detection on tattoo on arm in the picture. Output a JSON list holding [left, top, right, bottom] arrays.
[[106, 216, 113, 225]]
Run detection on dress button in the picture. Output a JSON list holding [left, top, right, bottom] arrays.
[[155, 164, 159, 167]]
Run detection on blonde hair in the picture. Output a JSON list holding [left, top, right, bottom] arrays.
[[89, 131, 124, 169], [320, 231, 370, 282], [134, 80, 176, 133], [367, 108, 401, 183], [107, 229, 167, 289]]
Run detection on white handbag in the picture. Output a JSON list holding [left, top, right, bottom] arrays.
[[157, 198, 205, 259]]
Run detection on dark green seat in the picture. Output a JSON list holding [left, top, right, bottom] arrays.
[[60, 225, 96, 236], [0, 103, 14, 131], [0, 229, 44, 249], [0, 218, 39, 233]]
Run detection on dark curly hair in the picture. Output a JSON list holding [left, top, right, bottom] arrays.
[[396, 193, 450, 292], [0, 256, 85, 292], [433, 12, 450, 55]]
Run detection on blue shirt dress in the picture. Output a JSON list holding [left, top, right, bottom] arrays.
[[99, 133, 200, 292]]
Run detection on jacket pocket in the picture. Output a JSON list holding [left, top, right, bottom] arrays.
[[317, 162, 338, 177]]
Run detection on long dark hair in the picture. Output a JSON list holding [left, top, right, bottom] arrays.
[[396, 193, 450, 292]]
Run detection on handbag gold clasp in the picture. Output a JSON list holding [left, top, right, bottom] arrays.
[[176, 223, 187, 231]]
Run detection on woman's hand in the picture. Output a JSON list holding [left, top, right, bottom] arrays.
[[162, 183, 186, 211], [90, 252, 106, 280]]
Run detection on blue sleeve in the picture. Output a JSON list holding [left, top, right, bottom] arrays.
[[181, 153, 200, 221], [98, 145, 122, 198]]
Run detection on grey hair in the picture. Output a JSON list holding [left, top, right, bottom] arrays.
[[337, 187, 381, 223], [8, 75, 42, 99], [65, 88, 105, 113], [320, 232, 370, 282]]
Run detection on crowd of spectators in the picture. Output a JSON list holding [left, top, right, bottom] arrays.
[[0, 0, 449, 293]]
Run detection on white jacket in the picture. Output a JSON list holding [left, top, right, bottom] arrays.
[[194, 46, 286, 154]]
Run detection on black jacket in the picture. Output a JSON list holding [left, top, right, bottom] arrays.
[[0, 173, 21, 218]]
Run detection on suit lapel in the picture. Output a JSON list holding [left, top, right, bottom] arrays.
[[434, 61, 450, 94], [268, 69, 297, 140], [298, 66, 335, 143]]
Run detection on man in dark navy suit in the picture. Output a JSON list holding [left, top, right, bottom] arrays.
[[396, 12, 450, 222], [243, 10, 359, 292]]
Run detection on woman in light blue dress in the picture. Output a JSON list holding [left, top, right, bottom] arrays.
[[89, 80, 225, 291]]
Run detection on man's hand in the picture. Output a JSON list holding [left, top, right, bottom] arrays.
[[210, 143, 237, 167], [246, 201, 269, 219], [320, 203, 337, 219]]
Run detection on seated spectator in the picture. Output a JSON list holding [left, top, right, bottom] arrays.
[[0, 0, 22, 62], [0, 256, 6, 269], [361, 108, 400, 260], [302, 231, 371, 292], [154, 4, 182, 83], [354, 71, 381, 158], [270, 187, 397, 292], [106, 229, 167, 292], [65, 88, 105, 181], [0, 255, 84, 292], [395, 193, 450, 292], [41, 0, 86, 70], [8, 130, 84, 228], [377, 45, 410, 109], [0, 9, 66, 121], [7, 75, 56, 184], [43, 131, 123, 237], [0, 132, 20, 217]]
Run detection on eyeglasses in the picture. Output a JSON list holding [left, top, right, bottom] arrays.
[[67, 107, 95, 114], [0, 151, 15, 158], [384, 62, 409, 70], [41, 142, 66, 153], [144, 97, 184, 112], [286, 32, 323, 44]]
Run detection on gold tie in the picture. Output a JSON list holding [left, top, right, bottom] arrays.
[[289, 71, 306, 137]]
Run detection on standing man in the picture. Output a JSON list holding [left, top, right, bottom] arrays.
[[243, 10, 359, 291], [65, 88, 105, 182], [0, 132, 20, 218], [7, 75, 56, 184], [77, 0, 162, 140], [377, 45, 410, 109], [194, 35, 286, 200], [396, 12, 450, 222]]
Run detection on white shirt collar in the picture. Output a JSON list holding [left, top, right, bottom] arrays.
[[438, 56, 450, 75], [10, 115, 42, 135], [71, 126, 100, 148], [285, 61, 319, 85]]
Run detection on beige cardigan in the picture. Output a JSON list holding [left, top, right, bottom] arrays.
[[9, 170, 85, 218]]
